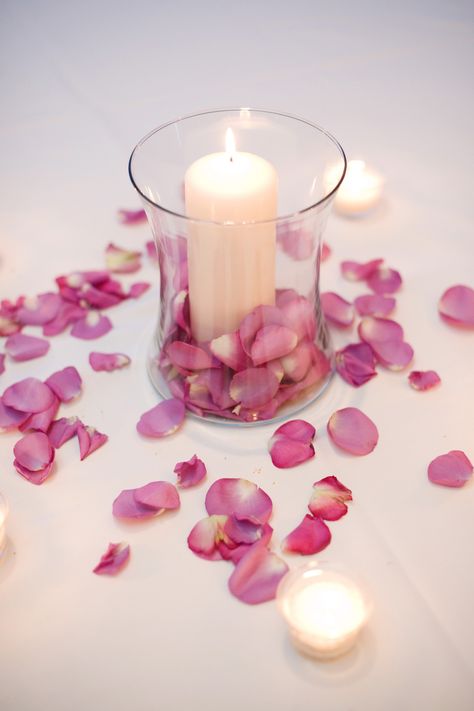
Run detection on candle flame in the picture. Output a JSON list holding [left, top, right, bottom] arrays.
[[225, 128, 236, 160]]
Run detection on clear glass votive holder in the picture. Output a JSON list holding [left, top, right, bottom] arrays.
[[129, 109, 346, 424]]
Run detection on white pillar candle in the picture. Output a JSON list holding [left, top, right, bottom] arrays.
[[0, 493, 8, 556], [185, 129, 278, 342], [326, 159, 383, 216], [277, 563, 371, 659]]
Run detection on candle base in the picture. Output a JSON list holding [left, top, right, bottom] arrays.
[[289, 627, 360, 660]]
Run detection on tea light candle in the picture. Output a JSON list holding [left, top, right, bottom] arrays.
[[277, 562, 371, 659], [326, 159, 383, 216], [0, 493, 8, 556]]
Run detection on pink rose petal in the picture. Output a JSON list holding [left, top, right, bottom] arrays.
[[308, 475, 353, 520], [167, 341, 214, 371], [335, 342, 377, 387], [118, 208, 147, 225], [0, 399, 29, 431], [250, 325, 298, 366], [328, 407, 379, 455], [408, 370, 441, 391], [268, 419, 315, 469], [205, 478, 272, 524], [146, 240, 158, 262], [19, 395, 60, 433], [280, 341, 313, 382], [172, 291, 191, 335], [71, 312, 112, 340], [105, 243, 142, 274], [354, 294, 396, 317], [321, 292, 354, 328], [136, 398, 186, 438], [174, 454, 207, 488], [321, 243, 331, 262], [210, 331, 249, 371], [279, 296, 316, 342], [438, 285, 474, 328], [113, 481, 180, 519], [229, 367, 280, 409], [273, 419, 316, 443], [42, 301, 85, 336], [281, 514, 331, 555], [0, 353, 5, 375], [77, 424, 108, 460], [225, 524, 274, 564], [80, 285, 122, 310], [16, 293, 62, 326], [228, 542, 289, 605], [89, 352, 131, 372], [223, 515, 265, 545], [93, 542, 130, 575], [428, 450, 473, 488], [187, 515, 229, 561], [0, 310, 21, 337], [341, 258, 384, 281], [239, 305, 289, 356], [13, 458, 54, 485], [45, 366, 82, 402], [370, 339, 414, 370], [14, 431, 54, 471], [358, 316, 404, 344], [48, 416, 80, 448], [277, 224, 315, 261], [366, 266, 402, 294], [129, 281, 151, 298], [5, 333, 50, 362], [3, 377, 56, 413]]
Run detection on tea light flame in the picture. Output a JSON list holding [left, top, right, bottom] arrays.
[[225, 128, 236, 161]]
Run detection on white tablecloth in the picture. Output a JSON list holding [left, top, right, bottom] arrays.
[[1, 2, 473, 709]]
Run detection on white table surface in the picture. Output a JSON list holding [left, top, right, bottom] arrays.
[[1, 2, 473, 709]]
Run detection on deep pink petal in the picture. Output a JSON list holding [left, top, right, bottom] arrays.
[[5, 333, 50, 362], [335, 343, 377, 387], [77, 424, 108, 460], [166, 341, 214, 371], [187, 515, 229, 561], [280, 341, 313, 382], [438, 285, 474, 328], [42, 301, 85, 336], [268, 437, 315, 468], [229, 367, 280, 409], [273, 419, 315, 443], [358, 316, 404, 344], [16, 293, 62, 326], [174, 454, 207, 488], [340, 258, 384, 281], [281, 514, 331, 554], [19, 395, 60, 433], [105, 242, 142, 274], [93, 542, 130, 575], [118, 208, 147, 225], [308, 475, 353, 520], [279, 296, 316, 342], [70, 312, 112, 340], [205, 478, 272, 524], [45, 366, 82, 402], [0, 398, 29, 431], [239, 305, 289, 356], [0, 353, 4, 375], [48, 416, 80, 448], [224, 524, 274, 564], [223, 515, 265, 545], [371, 340, 414, 370], [14, 432, 54, 471], [3, 377, 56, 413], [328, 407, 379, 455], [321, 243, 331, 261], [321, 292, 354, 328], [408, 370, 441, 391], [366, 266, 402, 294], [13, 459, 54, 485], [129, 281, 151, 298], [89, 352, 131, 372], [134, 481, 180, 510], [228, 542, 289, 604], [136, 398, 186, 438], [428, 450, 473, 488], [210, 331, 249, 371], [251, 325, 298, 366], [146, 240, 158, 262], [354, 294, 396, 317], [80, 285, 122, 310]]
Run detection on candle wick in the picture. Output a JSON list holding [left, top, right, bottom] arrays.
[[229, 156, 233, 162]]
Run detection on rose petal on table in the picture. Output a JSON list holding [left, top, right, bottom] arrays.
[[224, 523, 274, 564], [134, 481, 180, 511], [335, 342, 377, 387], [77, 424, 108, 460], [0, 312, 21, 337], [70, 311, 112, 340], [187, 515, 229, 561], [251, 325, 298, 366], [48, 416, 80, 448], [93, 542, 130, 576], [146, 240, 158, 262], [16, 292, 62, 326], [14, 431, 54, 471], [239, 304, 289, 356], [167, 341, 214, 371], [205, 478, 273, 524], [0, 353, 5, 375], [229, 367, 280, 408], [328, 407, 379, 455], [358, 316, 404, 344], [280, 341, 313, 382], [0, 399, 29, 431], [174, 454, 207, 488], [366, 266, 402, 294], [5, 333, 50, 362], [408, 370, 441, 391], [281, 514, 332, 555], [118, 208, 147, 225], [129, 281, 151, 299], [223, 515, 265, 545], [428, 450, 473, 488], [371, 339, 414, 370], [354, 294, 396, 317], [80, 284, 122, 310], [136, 398, 186, 437], [13, 458, 54, 485], [438, 285, 474, 328], [2, 377, 56, 413], [279, 296, 316, 342], [89, 352, 131, 372], [321, 242, 331, 261], [340, 258, 384, 281], [19, 395, 60, 433], [210, 331, 249, 371], [105, 242, 142, 274], [45, 366, 82, 402], [228, 542, 289, 604], [321, 292, 355, 328], [57, 270, 110, 291], [273, 419, 316, 443], [42, 301, 85, 336], [268, 436, 315, 469], [308, 475, 353, 520]]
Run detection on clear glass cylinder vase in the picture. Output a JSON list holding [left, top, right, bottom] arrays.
[[129, 109, 346, 425]]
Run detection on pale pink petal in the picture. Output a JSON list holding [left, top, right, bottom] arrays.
[[105, 242, 142, 274], [210, 331, 249, 371], [371, 339, 414, 370], [166, 341, 214, 371], [205, 478, 273, 524], [308, 475, 353, 520], [277, 225, 315, 260], [70, 312, 112, 340], [113, 481, 180, 518], [93, 542, 130, 575], [281, 515, 331, 555], [340, 258, 384, 281], [187, 515, 229, 561], [328, 407, 379, 455], [136, 398, 186, 438], [354, 294, 396, 317], [428, 450, 473, 488], [250, 325, 298, 366], [13, 459, 54, 485], [268, 437, 315, 469], [279, 296, 316, 342], [19, 395, 60, 433], [14, 432, 54, 471], [321, 243, 331, 261], [174, 454, 207, 488], [335, 342, 377, 387], [273, 419, 316, 443], [229, 367, 279, 408], [5, 333, 50, 362], [280, 341, 313, 382], [42, 301, 85, 336], [77, 424, 108, 460], [0, 399, 29, 431], [45, 366, 82, 402], [129, 281, 151, 298], [0, 353, 5, 375], [239, 305, 289, 356], [321, 292, 354, 328], [366, 266, 402, 294], [438, 285, 474, 328], [408, 370, 441, 391], [48, 416, 80, 448], [267, 359, 284, 383], [16, 293, 62, 326], [358, 316, 404, 344], [3, 377, 56, 413], [118, 208, 147, 225], [89, 352, 131, 372], [228, 542, 289, 604]]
